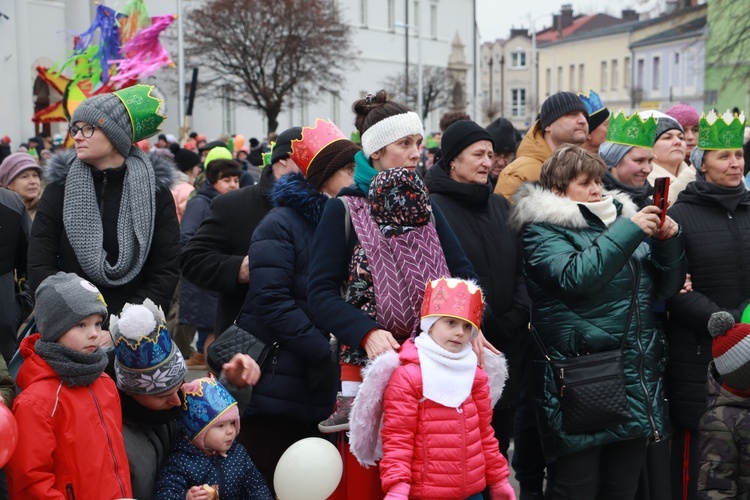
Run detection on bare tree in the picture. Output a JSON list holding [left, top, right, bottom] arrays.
[[703, 0, 750, 92], [381, 66, 455, 120], [184, 0, 355, 132]]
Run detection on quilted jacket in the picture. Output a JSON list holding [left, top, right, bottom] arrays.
[[6, 334, 132, 499], [509, 183, 686, 458], [380, 340, 509, 499]]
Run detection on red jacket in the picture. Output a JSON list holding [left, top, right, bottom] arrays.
[[380, 340, 509, 499], [6, 334, 132, 500]]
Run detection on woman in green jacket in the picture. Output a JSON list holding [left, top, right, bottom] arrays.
[[509, 145, 686, 500]]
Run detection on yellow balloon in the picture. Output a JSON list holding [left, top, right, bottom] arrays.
[[274, 437, 343, 500]]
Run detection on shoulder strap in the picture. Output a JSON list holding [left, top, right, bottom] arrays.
[[340, 196, 351, 244]]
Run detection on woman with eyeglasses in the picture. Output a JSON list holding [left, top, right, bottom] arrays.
[[27, 86, 180, 322]]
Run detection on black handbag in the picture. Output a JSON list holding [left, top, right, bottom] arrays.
[[531, 299, 635, 434], [206, 323, 280, 375]]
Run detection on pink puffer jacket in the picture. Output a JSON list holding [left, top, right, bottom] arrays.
[[380, 341, 509, 499]]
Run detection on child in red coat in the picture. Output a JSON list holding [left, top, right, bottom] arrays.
[[6, 272, 132, 499], [379, 278, 515, 500]]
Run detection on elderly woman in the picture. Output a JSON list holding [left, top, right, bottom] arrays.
[[646, 111, 696, 202], [666, 110, 749, 500], [233, 123, 359, 490], [28, 85, 180, 319], [423, 119, 529, 458], [0, 152, 42, 219], [510, 145, 686, 499]]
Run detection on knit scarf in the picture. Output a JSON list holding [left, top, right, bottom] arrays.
[[353, 150, 379, 193], [577, 197, 618, 226], [63, 147, 156, 286], [35, 340, 109, 387], [414, 333, 477, 408]]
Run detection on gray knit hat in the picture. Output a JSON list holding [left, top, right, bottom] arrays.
[[540, 91, 589, 130], [71, 93, 134, 157], [111, 299, 187, 396], [35, 272, 109, 343]]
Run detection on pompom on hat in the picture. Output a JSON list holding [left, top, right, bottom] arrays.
[[708, 311, 750, 390], [111, 299, 187, 396], [178, 376, 240, 451]]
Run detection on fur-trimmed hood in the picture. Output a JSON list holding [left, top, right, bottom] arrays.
[[509, 182, 638, 232], [270, 172, 328, 227], [44, 148, 176, 192]]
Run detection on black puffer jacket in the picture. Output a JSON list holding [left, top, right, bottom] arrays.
[[28, 149, 179, 317], [236, 174, 336, 422], [667, 181, 750, 430], [424, 163, 529, 408], [181, 166, 275, 335]]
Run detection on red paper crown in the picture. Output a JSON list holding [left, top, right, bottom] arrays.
[[290, 119, 347, 175], [421, 278, 484, 331]]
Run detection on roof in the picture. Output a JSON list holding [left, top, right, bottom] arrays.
[[629, 16, 706, 48], [536, 13, 624, 42]]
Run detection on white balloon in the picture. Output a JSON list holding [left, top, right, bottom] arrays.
[[274, 437, 343, 500]]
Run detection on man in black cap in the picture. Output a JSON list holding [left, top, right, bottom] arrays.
[[485, 117, 518, 187], [181, 126, 302, 335], [494, 91, 588, 199]]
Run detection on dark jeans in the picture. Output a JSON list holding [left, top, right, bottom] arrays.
[[0, 469, 7, 500], [670, 428, 700, 500], [553, 438, 648, 500], [237, 415, 326, 495]]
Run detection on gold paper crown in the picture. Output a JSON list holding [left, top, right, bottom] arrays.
[[698, 109, 746, 150], [290, 119, 347, 176], [605, 110, 658, 148], [421, 278, 484, 331]]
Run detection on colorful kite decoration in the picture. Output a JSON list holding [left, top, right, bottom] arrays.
[[32, 0, 175, 127]]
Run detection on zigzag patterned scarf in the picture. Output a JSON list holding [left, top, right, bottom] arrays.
[[345, 170, 450, 341]]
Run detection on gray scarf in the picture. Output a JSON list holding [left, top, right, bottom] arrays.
[[35, 340, 109, 387], [63, 147, 156, 286]]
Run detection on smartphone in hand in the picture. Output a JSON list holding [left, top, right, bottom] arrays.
[[653, 177, 670, 227]]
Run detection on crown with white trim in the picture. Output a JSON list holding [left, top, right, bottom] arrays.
[[708, 311, 750, 390], [421, 278, 484, 334], [698, 109, 746, 150]]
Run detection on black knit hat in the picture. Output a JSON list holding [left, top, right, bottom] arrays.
[[485, 118, 517, 154], [440, 120, 495, 170], [540, 91, 589, 130], [655, 116, 684, 141], [588, 108, 611, 132], [174, 148, 201, 173], [306, 139, 361, 190], [271, 127, 303, 164]]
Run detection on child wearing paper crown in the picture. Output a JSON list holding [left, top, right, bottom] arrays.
[[379, 278, 515, 500], [5, 271, 132, 499], [156, 376, 272, 500], [697, 311, 750, 498]]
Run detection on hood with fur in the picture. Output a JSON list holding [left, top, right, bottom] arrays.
[[509, 182, 638, 232], [44, 148, 176, 193], [270, 172, 328, 227]]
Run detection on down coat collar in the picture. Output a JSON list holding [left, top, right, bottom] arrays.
[[270, 172, 328, 227], [509, 182, 638, 231]]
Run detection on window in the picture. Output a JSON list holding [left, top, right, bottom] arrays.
[[557, 66, 563, 92], [672, 52, 680, 87], [546, 68, 551, 96], [624, 57, 631, 88], [511, 50, 527, 69], [600, 61, 607, 91], [414, 1, 420, 30], [430, 4, 437, 39], [611, 59, 618, 91], [360, 0, 367, 26], [569, 64, 575, 91], [636, 58, 644, 89], [578, 64, 585, 91], [686, 51, 695, 86], [652, 56, 660, 90], [511, 88, 527, 117], [387, 0, 394, 31]]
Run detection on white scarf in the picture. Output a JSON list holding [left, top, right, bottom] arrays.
[[576, 196, 617, 226], [415, 332, 477, 408]]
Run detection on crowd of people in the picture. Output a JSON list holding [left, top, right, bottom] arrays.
[[0, 80, 748, 500]]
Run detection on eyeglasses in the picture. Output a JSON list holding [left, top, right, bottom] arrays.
[[69, 124, 99, 139]]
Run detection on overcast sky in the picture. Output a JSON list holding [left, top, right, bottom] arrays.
[[475, 0, 659, 42]]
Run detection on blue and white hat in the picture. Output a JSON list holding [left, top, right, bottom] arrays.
[[179, 376, 240, 450]]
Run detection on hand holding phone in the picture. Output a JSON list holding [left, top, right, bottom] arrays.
[[653, 177, 670, 227]]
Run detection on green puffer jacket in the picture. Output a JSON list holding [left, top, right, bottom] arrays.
[[509, 183, 687, 459]]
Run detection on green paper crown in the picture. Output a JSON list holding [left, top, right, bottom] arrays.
[[350, 130, 361, 145], [698, 110, 746, 150], [605, 110, 657, 148], [112, 84, 166, 143], [261, 142, 274, 169], [426, 136, 440, 149]]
